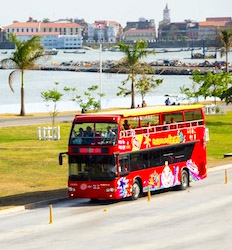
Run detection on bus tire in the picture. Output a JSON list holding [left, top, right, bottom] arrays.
[[131, 180, 141, 200], [179, 169, 189, 190]]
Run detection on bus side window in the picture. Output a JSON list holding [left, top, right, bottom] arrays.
[[174, 145, 185, 163], [162, 148, 174, 164], [130, 153, 140, 171], [150, 150, 161, 167], [119, 156, 129, 173]]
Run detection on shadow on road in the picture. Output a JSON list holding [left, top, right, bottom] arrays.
[[0, 186, 184, 210], [0, 189, 67, 209]]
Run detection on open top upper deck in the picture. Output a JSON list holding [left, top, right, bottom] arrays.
[[69, 105, 206, 154], [73, 104, 205, 121]]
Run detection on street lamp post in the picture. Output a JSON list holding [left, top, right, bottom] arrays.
[[99, 25, 103, 111], [99, 42, 102, 111]]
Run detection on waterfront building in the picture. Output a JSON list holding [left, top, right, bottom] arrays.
[[158, 22, 188, 42], [123, 18, 156, 43], [186, 22, 199, 41], [73, 18, 89, 41], [0, 25, 6, 42], [198, 17, 232, 41], [55, 17, 88, 41], [56, 35, 82, 49], [87, 20, 122, 43], [0, 24, 14, 49], [4, 18, 83, 49], [123, 28, 156, 43], [125, 18, 156, 30]]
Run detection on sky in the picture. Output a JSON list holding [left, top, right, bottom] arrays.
[[1, 0, 232, 27]]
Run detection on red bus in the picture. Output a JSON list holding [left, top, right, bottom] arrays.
[[59, 105, 207, 200]]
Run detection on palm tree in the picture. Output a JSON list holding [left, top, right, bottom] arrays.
[[218, 28, 232, 72], [1, 34, 45, 115], [117, 40, 155, 108]]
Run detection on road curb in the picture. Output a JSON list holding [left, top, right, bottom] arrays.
[[0, 206, 26, 216], [0, 197, 69, 216], [208, 164, 232, 173]]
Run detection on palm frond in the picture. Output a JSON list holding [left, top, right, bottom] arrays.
[[8, 70, 19, 92], [218, 28, 232, 51]]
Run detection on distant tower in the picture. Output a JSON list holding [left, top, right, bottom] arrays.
[[163, 4, 170, 23]]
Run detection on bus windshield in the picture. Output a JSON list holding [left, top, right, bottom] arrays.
[[69, 155, 116, 181], [70, 122, 118, 145]]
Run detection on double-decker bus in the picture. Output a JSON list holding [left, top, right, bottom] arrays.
[[59, 105, 207, 200]]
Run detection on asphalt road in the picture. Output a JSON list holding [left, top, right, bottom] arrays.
[[0, 169, 232, 250], [0, 114, 75, 127]]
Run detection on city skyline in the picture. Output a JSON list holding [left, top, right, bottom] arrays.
[[1, 0, 232, 27]]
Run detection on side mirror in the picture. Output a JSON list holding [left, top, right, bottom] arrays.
[[59, 152, 68, 165]]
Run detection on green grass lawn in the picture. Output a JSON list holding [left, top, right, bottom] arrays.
[[0, 123, 71, 207], [0, 112, 232, 208], [206, 111, 232, 162]]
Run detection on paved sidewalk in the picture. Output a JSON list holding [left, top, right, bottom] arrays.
[[0, 114, 75, 127]]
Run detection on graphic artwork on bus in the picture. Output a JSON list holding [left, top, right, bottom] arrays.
[[178, 131, 185, 143], [117, 177, 130, 198], [161, 164, 175, 188], [186, 160, 202, 181], [131, 131, 186, 152], [149, 171, 161, 189], [147, 165, 180, 191], [132, 135, 143, 151], [143, 134, 152, 148]]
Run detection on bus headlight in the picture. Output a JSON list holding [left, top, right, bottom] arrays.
[[68, 187, 76, 192], [105, 188, 115, 192]]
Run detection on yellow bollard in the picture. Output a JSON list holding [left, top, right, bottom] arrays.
[[225, 169, 229, 184], [49, 205, 53, 224], [147, 185, 151, 202]]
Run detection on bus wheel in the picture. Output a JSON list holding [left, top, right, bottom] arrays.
[[131, 180, 141, 200], [179, 169, 189, 190]]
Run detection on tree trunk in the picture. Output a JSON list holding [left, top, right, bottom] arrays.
[[20, 70, 25, 116]]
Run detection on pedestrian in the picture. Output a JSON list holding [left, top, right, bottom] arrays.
[[81, 108, 87, 113], [142, 100, 147, 108], [165, 97, 170, 106]]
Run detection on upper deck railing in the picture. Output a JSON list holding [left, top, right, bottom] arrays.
[[120, 119, 204, 138], [70, 119, 205, 146]]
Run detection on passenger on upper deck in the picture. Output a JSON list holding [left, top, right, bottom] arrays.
[[170, 117, 175, 123], [84, 126, 94, 144], [72, 127, 84, 144], [147, 121, 151, 127], [104, 126, 116, 144], [77, 128, 84, 137], [122, 120, 131, 130], [85, 126, 93, 137]]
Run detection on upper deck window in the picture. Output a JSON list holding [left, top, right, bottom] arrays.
[[140, 115, 160, 127], [164, 112, 183, 124], [70, 122, 118, 146], [184, 110, 202, 121]]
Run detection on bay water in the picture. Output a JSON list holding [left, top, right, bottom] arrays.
[[0, 48, 229, 114]]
